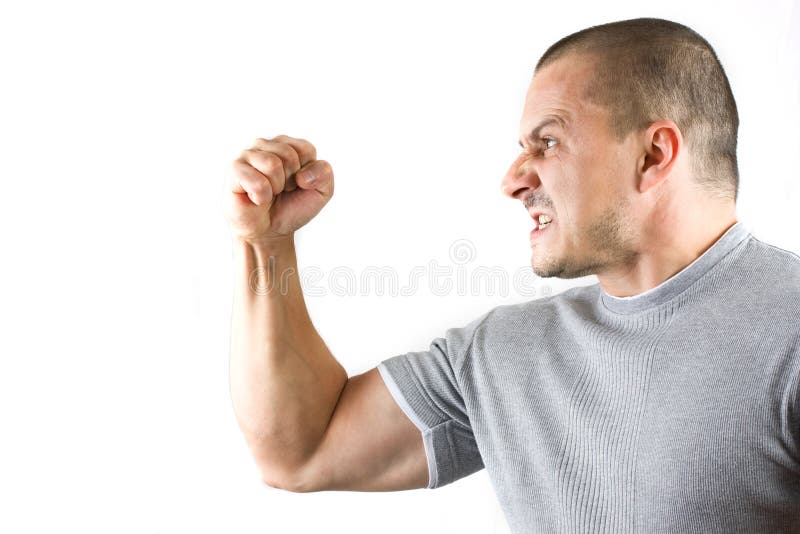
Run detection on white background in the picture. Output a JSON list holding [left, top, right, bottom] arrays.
[[1, 0, 798, 532]]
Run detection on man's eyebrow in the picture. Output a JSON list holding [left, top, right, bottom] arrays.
[[518, 117, 564, 148]]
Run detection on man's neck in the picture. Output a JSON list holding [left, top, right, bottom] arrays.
[[597, 213, 738, 298]]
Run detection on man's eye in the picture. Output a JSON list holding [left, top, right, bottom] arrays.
[[542, 138, 557, 151]]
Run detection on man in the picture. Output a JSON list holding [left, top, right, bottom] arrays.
[[223, 17, 800, 533]]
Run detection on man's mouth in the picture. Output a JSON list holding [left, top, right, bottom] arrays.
[[529, 210, 554, 231], [529, 212, 555, 241]]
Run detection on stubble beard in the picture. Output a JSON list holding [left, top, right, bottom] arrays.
[[531, 204, 636, 279]]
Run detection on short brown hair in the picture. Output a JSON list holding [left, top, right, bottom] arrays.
[[536, 18, 740, 201]]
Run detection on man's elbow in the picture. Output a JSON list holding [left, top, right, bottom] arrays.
[[258, 464, 319, 493], [245, 438, 321, 492], [261, 476, 306, 493]]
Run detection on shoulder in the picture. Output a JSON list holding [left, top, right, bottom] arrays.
[[735, 234, 800, 298], [745, 234, 800, 270], [716, 234, 800, 347], [468, 283, 600, 340], [490, 283, 599, 318]]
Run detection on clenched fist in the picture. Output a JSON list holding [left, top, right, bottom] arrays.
[[224, 135, 334, 244]]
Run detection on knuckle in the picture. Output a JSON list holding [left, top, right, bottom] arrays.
[[267, 134, 316, 162], [232, 157, 249, 172], [301, 139, 317, 158], [286, 136, 316, 157], [241, 148, 259, 160], [286, 147, 301, 169], [261, 151, 282, 169], [249, 151, 282, 173]]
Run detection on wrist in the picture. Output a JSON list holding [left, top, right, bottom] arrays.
[[234, 233, 295, 253], [233, 234, 299, 298]]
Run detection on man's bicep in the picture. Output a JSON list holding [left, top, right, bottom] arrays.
[[294, 367, 431, 492]]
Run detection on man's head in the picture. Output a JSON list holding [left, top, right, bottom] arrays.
[[501, 18, 739, 280]]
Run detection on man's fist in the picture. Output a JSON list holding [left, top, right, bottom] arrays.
[[224, 135, 334, 244]]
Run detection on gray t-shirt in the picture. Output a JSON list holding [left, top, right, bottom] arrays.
[[377, 221, 800, 533]]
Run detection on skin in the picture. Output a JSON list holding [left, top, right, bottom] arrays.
[[500, 52, 738, 297]]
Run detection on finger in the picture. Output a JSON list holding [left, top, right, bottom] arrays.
[[252, 137, 302, 184], [240, 148, 285, 196], [295, 159, 334, 198], [271, 135, 317, 167], [231, 158, 273, 206], [259, 135, 316, 192]]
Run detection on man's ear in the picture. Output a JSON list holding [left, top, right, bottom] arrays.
[[638, 120, 682, 194]]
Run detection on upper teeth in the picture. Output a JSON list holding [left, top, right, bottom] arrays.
[[538, 214, 552, 224]]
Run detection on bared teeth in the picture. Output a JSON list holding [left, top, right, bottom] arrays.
[[532, 213, 553, 231]]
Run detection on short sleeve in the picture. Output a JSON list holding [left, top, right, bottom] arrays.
[[377, 312, 488, 489], [788, 339, 800, 460]]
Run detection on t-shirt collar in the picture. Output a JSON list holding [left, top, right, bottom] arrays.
[[600, 221, 750, 314]]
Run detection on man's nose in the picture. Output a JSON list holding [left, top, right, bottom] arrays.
[[501, 154, 540, 200]]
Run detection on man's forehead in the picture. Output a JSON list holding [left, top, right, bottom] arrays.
[[519, 55, 605, 137], [526, 55, 595, 107], [519, 79, 577, 139]]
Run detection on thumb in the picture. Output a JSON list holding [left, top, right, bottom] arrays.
[[295, 159, 334, 197], [267, 159, 335, 234]]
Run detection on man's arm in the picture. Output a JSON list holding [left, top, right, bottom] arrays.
[[229, 236, 345, 487], [225, 136, 428, 491], [292, 367, 430, 492], [229, 237, 428, 491]]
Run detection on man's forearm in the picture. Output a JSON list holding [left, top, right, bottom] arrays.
[[229, 236, 348, 483]]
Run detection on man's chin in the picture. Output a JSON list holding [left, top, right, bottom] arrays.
[[531, 257, 597, 279], [530, 257, 562, 279]]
